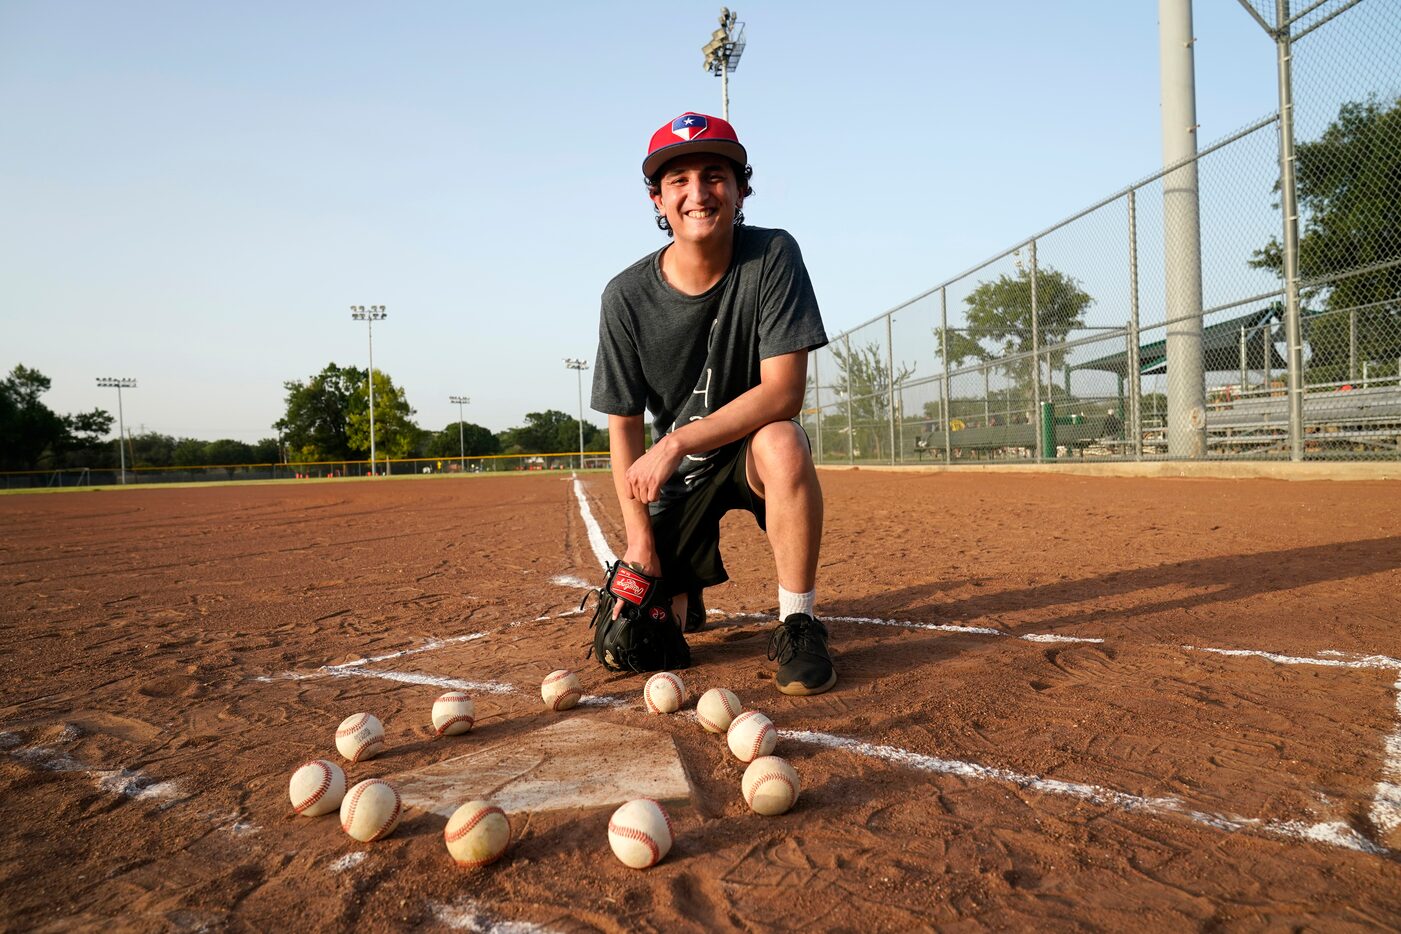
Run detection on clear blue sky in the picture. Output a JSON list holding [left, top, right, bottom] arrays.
[[1, 1, 1280, 442]]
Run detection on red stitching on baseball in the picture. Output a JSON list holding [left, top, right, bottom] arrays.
[[446, 805, 506, 844], [723, 691, 741, 718], [648, 798, 674, 845], [697, 712, 722, 732], [435, 715, 475, 736], [543, 670, 573, 685], [341, 780, 368, 833], [750, 723, 772, 761], [745, 771, 796, 808], [609, 820, 661, 865], [369, 787, 401, 841], [294, 761, 333, 813], [350, 737, 382, 762], [552, 691, 581, 711], [336, 714, 370, 738]]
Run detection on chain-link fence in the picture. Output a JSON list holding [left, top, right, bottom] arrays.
[[0, 452, 610, 489], [805, 0, 1401, 465]]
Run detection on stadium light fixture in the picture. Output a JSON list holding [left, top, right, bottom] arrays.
[[350, 305, 387, 477], [563, 359, 589, 470], [95, 377, 137, 485], [701, 7, 746, 121], [449, 395, 470, 471]]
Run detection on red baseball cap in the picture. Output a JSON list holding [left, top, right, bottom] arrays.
[[643, 112, 748, 178]]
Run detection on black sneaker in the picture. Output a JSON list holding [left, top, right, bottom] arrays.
[[684, 589, 706, 633], [767, 614, 837, 696]]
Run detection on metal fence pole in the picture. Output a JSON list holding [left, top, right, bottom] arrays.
[[1239, 326, 1249, 393], [1030, 239, 1041, 461], [941, 286, 952, 464], [845, 334, 854, 466], [886, 313, 897, 464], [1128, 189, 1143, 460], [1276, 0, 1306, 460]]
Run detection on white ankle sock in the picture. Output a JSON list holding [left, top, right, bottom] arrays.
[[778, 587, 816, 621]]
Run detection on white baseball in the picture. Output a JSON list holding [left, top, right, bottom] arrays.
[[432, 691, 476, 736], [742, 756, 800, 816], [335, 712, 385, 762], [288, 759, 346, 817], [607, 798, 674, 869], [444, 799, 511, 868], [643, 672, 686, 715], [339, 778, 402, 842], [696, 687, 743, 734], [727, 710, 776, 763], [541, 669, 582, 711]]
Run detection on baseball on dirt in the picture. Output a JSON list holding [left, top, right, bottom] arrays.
[[742, 755, 801, 816], [288, 759, 347, 817], [607, 798, 674, 869], [727, 710, 777, 763], [432, 691, 476, 736], [541, 669, 582, 711], [643, 672, 686, 715], [444, 799, 511, 868], [696, 687, 743, 733], [335, 712, 385, 762], [339, 778, 402, 842]]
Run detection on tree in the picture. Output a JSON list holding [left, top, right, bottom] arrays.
[[0, 366, 113, 470], [205, 439, 256, 464], [251, 438, 280, 463], [939, 266, 1094, 398], [346, 369, 418, 460], [427, 421, 501, 459], [498, 410, 604, 455], [826, 342, 915, 460], [275, 363, 367, 461], [1251, 95, 1401, 381]]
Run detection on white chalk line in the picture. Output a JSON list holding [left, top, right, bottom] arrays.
[[1371, 672, 1401, 836], [329, 852, 368, 873], [1, 731, 182, 804], [430, 896, 557, 933], [784, 729, 1385, 856], [571, 476, 616, 570]]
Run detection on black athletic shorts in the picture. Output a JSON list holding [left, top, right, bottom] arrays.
[[649, 437, 765, 597]]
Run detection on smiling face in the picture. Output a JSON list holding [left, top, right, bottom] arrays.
[[649, 153, 742, 247]]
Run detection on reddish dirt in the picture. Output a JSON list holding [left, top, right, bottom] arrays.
[[2, 469, 1401, 931]]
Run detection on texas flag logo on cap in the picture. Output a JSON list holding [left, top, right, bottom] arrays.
[[670, 113, 709, 141]]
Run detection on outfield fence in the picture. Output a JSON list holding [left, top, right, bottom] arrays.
[[805, 0, 1401, 465], [0, 452, 611, 489]]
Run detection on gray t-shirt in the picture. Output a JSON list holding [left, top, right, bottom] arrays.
[[592, 225, 827, 503]]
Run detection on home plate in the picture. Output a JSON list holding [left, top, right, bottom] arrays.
[[390, 718, 693, 817]]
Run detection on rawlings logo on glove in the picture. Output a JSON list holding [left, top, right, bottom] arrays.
[[583, 561, 691, 673]]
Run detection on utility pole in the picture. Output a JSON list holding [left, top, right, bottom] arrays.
[[564, 359, 589, 470], [95, 378, 136, 484], [350, 305, 387, 476], [702, 7, 747, 121], [449, 395, 470, 472]]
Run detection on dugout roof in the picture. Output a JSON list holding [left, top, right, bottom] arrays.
[[1072, 305, 1288, 377]]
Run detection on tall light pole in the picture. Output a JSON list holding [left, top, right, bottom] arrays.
[[95, 377, 136, 484], [449, 395, 470, 472], [702, 7, 746, 120], [350, 305, 386, 476], [564, 358, 588, 470]]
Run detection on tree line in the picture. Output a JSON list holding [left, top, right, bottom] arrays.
[[0, 361, 607, 471]]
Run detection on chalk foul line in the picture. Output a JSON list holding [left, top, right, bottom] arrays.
[[784, 729, 1386, 856]]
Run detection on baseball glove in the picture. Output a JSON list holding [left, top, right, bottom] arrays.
[[584, 561, 691, 673]]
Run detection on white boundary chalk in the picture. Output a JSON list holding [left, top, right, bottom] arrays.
[[784, 729, 1385, 855], [571, 476, 617, 569]]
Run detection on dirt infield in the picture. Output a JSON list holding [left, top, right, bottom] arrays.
[[2, 470, 1400, 931]]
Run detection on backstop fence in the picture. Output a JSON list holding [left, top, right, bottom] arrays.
[[804, 0, 1401, 465], [0, 453, 611, 490]]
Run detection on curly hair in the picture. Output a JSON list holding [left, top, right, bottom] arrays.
[[645, 159, 754, 237]]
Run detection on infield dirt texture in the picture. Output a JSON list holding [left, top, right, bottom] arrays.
[[2, 470, 1400, 930]]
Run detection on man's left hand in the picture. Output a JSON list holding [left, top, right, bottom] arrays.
[[625, 435, 684, 504]]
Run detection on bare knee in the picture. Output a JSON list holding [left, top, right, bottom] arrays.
[[747, 422, 815, 499]]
